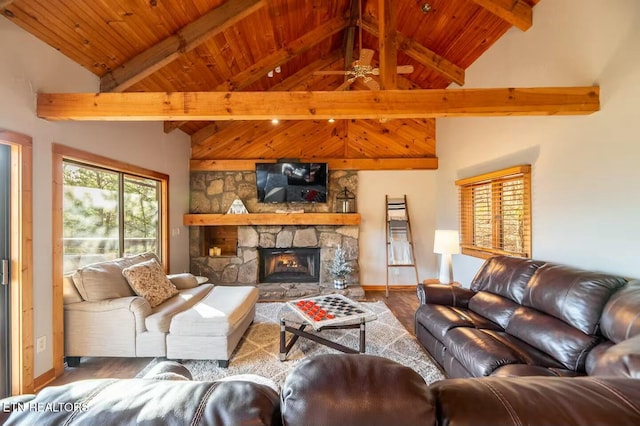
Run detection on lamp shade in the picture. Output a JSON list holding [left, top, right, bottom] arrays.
[[433, 230, 461, 254]]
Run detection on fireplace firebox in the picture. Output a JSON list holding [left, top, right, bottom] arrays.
[[258, 248, 320, 283]]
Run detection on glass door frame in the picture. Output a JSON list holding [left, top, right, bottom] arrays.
[[0, 129, 34, 395]]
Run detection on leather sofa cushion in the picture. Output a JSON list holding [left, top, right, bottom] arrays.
[[415, 304, 501, 340], [470, 256, 545, 303], [281, 354, 435, 426], [468, 291, 519, 329], [443, 328, 521, 377], [523, 263, 626, 335], [600, 280, 640, 343], [145, 284, 214, 333], [430, 376, 640, 426], [480, 330, 565, 369], [506, 306, 600, 371]]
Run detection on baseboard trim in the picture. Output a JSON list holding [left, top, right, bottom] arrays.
[[34, 368, 56, 392], [362, 285, 417, 292]]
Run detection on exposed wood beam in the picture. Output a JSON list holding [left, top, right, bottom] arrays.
[[0, 1, 15, 9], [361, 17, 465, 86], [215, 16, 348, 92], [37, 87, 600, 121], [100, 0, 265, 92], [468, 0, 532, 31], [378, 0, 398, 90], [163, 121, 187, 134], [190, 157, 439, 171], [343, 0, 359, 71]]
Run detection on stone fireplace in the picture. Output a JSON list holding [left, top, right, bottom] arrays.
[[188, 170, 363, 300], [259, 248, 320, 283]]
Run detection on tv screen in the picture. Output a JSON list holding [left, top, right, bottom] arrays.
[[256, 162, 328, 203]]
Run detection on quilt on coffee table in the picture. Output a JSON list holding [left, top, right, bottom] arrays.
[[137, 301, 444, 386]]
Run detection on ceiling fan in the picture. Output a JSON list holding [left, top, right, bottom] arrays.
[[313, 0, 413, 90]]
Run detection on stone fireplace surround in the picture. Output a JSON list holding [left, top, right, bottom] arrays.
[[189, 170, 363, 300]]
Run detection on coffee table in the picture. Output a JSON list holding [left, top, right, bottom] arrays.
[[279, 294, 377, 361]]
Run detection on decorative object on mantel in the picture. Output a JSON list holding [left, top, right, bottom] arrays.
[[335, 187, 356, 213], [328, 246, 353, 290], [433, 229, 460, 284], [226, 198, 248, 214]]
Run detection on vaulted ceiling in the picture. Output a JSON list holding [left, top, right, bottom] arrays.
[[3, 0, 598, 169]]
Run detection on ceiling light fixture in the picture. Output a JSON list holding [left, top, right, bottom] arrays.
[[328, 118, 335, 123], [271, 118, 279, 124], [421, 3, 432, 13], [267, 70, 274, 78]]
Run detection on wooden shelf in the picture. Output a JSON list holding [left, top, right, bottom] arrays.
[[183, 213, 361, 226]]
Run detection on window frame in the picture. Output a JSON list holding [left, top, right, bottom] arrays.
[[52, 144, 169, 377], [456, 165, 531, 259]]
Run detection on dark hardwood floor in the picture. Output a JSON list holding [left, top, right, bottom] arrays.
[[47, 290, 419, 388]]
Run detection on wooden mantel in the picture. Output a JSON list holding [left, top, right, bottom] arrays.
[[183, 213, 361, 226]]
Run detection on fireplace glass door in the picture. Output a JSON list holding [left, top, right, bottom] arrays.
[[259, 248, 320, 283]]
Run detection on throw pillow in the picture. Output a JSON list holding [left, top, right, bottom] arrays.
[[167, 273, 199, 290], [122, 259, 179, 308]]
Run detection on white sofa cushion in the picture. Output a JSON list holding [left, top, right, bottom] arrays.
[[169, 286, 259, 336], [122, 259, 178, 308], [145, 284, 214, 333], [72, 257, 135, 301]]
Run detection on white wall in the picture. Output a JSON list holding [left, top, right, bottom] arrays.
[[358, 171, 439, 285], [436, 0, 640, 286], [0, 18, 192, 376]]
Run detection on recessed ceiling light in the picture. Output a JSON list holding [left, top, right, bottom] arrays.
[[328, 118, 335, 123], [271, 118, 279, 124]]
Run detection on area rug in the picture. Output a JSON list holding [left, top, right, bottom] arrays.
[[137, 301, 445, 386]]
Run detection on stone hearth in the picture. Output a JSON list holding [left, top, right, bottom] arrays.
[[189, 170, 362, 300]]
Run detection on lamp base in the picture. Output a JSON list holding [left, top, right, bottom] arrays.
[[438, 253, 453, 284]]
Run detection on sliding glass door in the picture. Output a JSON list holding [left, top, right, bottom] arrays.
[[0, 143, 10, 398]]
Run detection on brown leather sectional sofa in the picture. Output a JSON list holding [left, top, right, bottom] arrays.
[[415, 255, 640, 379], [3, 354, 639, 425]]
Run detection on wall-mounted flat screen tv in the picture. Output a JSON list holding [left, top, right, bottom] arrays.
[[256, 162, 328, 203]]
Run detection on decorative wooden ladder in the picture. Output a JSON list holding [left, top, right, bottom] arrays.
[[385, 195, 420, 297]]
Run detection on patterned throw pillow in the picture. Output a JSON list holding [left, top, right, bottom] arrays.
[[122, 259, 179, 308]]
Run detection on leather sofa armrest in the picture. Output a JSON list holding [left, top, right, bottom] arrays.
[[430, 376, 640, 425], [417, 283, 474, 307], [592, 334, 640, 378]]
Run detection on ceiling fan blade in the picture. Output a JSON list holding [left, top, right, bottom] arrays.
[[313, 70, 350, 76], [365, 78, 380, 91], [396, 65, 414, 74], [335, 79, 355, 91], [359, 48, 375, 66]]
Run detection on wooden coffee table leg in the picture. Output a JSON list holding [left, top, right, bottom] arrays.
[[359, 319, 366, 353]]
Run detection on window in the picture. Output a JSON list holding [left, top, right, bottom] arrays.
[[456, 165, 531, 259], [61, 158, 166, 273]]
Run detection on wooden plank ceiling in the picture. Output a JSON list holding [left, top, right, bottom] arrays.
[[2, 0, 556, 169]]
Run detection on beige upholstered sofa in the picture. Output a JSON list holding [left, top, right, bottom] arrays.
[[63, 253, 258, 367]]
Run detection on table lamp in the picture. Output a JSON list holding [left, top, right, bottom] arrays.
[[433, 230, 460, 284]]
